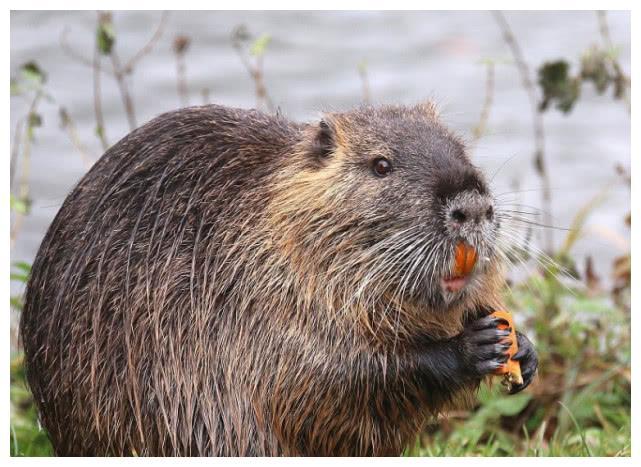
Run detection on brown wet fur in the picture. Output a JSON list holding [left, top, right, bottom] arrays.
[[20, 104, 506, 456]]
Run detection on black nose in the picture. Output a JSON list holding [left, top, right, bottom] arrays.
[[449, 197, 494, 226]]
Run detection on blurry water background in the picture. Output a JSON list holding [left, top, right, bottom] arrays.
[[10, 10, 631, 314]]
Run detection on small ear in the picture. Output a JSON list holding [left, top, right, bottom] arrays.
[[309, 118, 335, 159]]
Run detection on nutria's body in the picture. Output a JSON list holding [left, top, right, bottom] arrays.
[[21, 104, 537, 456]]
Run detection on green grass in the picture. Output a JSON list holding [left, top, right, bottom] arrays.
[[10, 354, 54, 457], [406, 385, 630, 456]]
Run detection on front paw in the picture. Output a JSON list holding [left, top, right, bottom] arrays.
[[455, 314, 513, 379], [507, 331, 538, 394]]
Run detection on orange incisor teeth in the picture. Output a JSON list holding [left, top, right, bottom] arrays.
[[453, 241, 477, 277]]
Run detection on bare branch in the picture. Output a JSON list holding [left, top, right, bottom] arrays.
[[11, 91, 43, 248], [111, 50, 137, 129], [122, 11, 170, 74], [493, 11, 553, 253], [61, 11, 169, 77], [60, 107, 96, 170], [596, 10, 631, 114], [253, 54, 274, 112], [173, 35, 191, 107], [62, 10, 168, 133], [10, 211, 25, 250], [231, 26, 275, 113], [472, 61, 495, 145], [93, 44, 109, 150], [60, 27, 114, 76], [10, 117, 24, 191]]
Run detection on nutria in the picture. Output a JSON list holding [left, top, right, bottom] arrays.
[[20, 103, 538, 456]]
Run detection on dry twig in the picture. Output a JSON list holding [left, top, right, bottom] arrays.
[[596, 11, 631, 114], [173, 35, 191, 107], [122, 11, 169, 74], [62, 11, 170, 139], [472, 60, 495, 145], [493, 11, 554, 253], [11, 91, 43, 248], [231, 25, 275, 112], [60, 11, 169, 76], [60, 107, 95, 170], [93, 44, 109, 150], [110, 49, 137, 129], [60, 27, 112, 74], [10, 118, 24, 191]]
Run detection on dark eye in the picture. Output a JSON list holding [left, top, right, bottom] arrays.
[[372, 158, 392, 177]]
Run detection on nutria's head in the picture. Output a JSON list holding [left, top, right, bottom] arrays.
[[268, 103, 502, 333]]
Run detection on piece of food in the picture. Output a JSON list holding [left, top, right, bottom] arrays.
[[490, 310, 524, 387], [453, 241, 477, 277]]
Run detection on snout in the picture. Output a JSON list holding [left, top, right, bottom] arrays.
[[439, 191, 495, 296], [447, 192, 494, 229]]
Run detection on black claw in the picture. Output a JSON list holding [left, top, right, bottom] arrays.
[[459, 317, 538, 380], [510, 374, 535, 394], [508, 384, 523, 395], [471, 315, 508, 331], [513, 346, 535, 361], [509, 366, 537, 394], [476, 360, 501, 374], [498, 341, 512, 351], [471, 328, 510, 345]]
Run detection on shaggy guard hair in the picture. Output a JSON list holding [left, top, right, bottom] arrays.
[[21, 104, 508, 456]]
